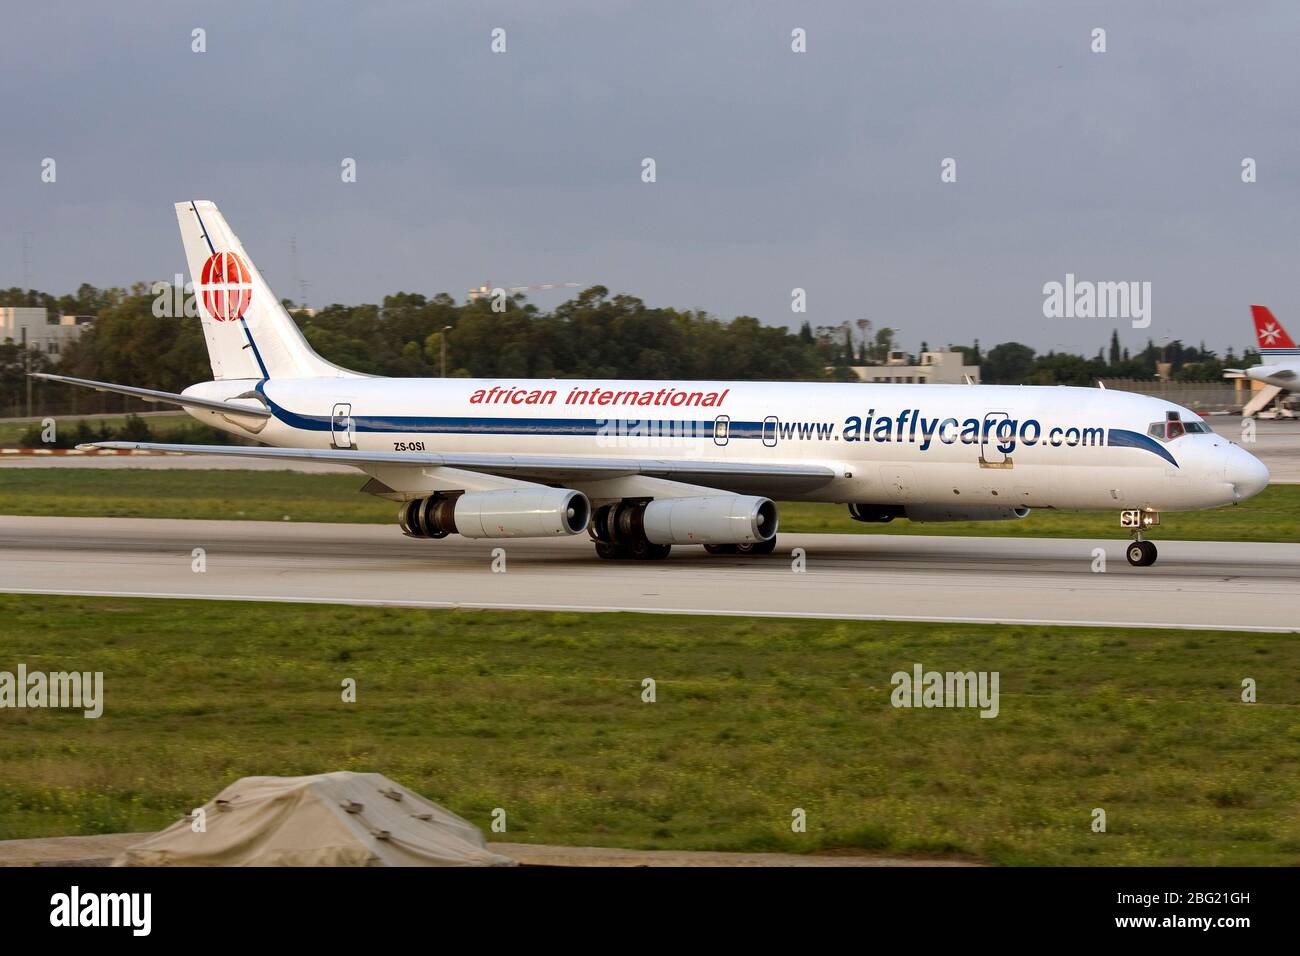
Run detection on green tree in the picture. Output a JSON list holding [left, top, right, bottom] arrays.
[[982, 342, 1036, 384], [872, 327, 895, 364]]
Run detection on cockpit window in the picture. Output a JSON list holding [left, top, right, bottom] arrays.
[[1147, 415, 1211, 441]]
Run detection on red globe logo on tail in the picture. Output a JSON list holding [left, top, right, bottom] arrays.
[[199, 252, 253, 322]]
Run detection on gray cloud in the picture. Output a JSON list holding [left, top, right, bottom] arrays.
[[2, 0, 1297, 355]]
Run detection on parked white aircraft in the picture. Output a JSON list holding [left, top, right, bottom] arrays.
[[1230, 306, 1299, 417], [36, 202, 1270, 567]]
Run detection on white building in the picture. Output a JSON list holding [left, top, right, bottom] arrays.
[[849, 350, 980, 384], [0, 308, 92, 356]]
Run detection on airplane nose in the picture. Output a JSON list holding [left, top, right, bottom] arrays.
[[1225, 446, 1269, 502]]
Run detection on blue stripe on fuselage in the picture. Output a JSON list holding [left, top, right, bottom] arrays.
[[254, 392, 1183, 465], [1107, 428, 1178, 467], [261, 391, 758, 437]]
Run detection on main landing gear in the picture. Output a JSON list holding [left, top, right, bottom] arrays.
[[590, 502, 672, 560], [704, 538, 778, 557], [593, 538, 671, 561], [1120, 509, 1160, 567]]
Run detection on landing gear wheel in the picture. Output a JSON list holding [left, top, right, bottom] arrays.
[[1126, 540, 1157, 567], [594, 540, 631, 560], [630, 539, 672, 560], [704, 543, 738, 555], [735, 536, 777, 556]]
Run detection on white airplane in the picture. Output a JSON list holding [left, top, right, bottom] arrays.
[[1231, 306, 1299, 417], [36, 201, 1270, 568]]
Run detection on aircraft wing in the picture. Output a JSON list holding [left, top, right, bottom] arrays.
[[83, 441, 838, 492]]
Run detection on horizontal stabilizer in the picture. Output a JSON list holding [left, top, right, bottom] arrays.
[[31, 373, 271, 418]]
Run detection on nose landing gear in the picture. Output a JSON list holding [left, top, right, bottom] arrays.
[[1120, 509, 1160, 567], [1126, 539, 1158, 567]]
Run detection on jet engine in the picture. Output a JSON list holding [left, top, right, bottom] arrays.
[[399, 488, 590, 539], [640, 495, 778, 545]]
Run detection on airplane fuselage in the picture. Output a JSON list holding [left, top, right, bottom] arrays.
[[182, 376, 1269, 513]]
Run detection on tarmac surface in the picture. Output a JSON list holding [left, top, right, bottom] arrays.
[[1, 515, 1295, 632]]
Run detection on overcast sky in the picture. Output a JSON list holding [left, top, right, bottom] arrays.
[[3, 1, 1297, 355]]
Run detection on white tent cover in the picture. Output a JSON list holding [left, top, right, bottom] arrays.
[[114, 771, 516, 867]]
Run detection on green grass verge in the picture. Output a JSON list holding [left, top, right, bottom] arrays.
[[0, 467, 393, 523], [0, 413, 191, 447], [0, 595, 1297, 864], [0, 467, 1296, 541]]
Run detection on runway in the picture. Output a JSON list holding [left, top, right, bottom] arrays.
[[1, 516, 1295, 632]]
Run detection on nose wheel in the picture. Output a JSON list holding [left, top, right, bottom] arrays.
[[1125, 539, 1158, 567]]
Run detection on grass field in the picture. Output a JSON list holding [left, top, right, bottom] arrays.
[[0, 594, 1296, 865], [1, 467, 1297, 541]]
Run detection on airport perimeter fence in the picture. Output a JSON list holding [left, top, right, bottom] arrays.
[[0, 393, 159, 421], [1098, 380, 1242, 413]]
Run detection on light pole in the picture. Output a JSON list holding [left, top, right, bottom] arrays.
[[440, 325, 452, 377], [22, 327, 32, 417]]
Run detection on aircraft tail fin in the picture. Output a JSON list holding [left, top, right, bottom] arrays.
[[175, 201, 354, 380], [1250, 305, 1299, 358]]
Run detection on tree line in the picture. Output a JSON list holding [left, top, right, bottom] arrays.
[[0, 283, 1258, 417]]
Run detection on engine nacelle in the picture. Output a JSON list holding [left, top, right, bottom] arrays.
[[400, 488, 590, 539], [641, 495, 778, 545], [903, 504, 1030, 523], [457, 488, 591, 538]]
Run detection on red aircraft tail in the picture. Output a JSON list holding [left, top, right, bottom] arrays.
[[1251, 305, 1297, 352]]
